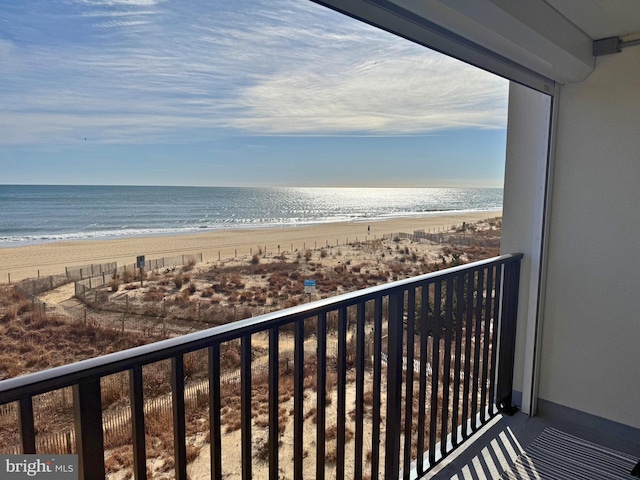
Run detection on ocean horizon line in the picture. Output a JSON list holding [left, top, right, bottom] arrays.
[[0, 184, 504, 190]]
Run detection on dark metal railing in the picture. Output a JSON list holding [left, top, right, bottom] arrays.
[[0, 253, 522, 479]]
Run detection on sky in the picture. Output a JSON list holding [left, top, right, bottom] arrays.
[[0, 0, 509, 187]]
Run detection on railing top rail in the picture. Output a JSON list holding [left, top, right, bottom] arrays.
[[0, 253, 522, 403]]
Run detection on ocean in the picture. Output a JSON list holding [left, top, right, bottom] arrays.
[[0, 185, 502, 246]]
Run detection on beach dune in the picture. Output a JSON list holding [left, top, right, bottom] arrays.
[[0, 211, 500, 283]]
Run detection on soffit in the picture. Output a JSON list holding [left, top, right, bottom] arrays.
[[544, 0, 640, 39], [379, 0, 594, 83], [316, 0, 640, 85]]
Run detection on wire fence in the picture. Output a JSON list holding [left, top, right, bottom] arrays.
[[383, 230, 500, 247], [74, 254, 202, 298], [61, 299, 275, 338]]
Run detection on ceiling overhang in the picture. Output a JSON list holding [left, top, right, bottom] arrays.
[[313, 0, 595, 90]]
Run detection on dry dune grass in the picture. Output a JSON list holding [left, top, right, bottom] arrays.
[[0, 218, 501, 478]]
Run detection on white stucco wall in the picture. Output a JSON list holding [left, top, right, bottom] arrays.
[[501, 83, 551, 414], [538, 46, 640, 428]]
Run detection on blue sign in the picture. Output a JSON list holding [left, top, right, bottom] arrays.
[[304, 280, 316, 287]]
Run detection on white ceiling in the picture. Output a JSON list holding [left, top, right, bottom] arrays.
[[544, 0, 640, 39]]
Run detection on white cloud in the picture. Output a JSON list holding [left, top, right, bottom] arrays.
[[0, 0, 508, 145], [233, 50, 507, 134]]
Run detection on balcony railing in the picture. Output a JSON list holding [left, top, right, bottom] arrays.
[[0, 253, 522, 479]]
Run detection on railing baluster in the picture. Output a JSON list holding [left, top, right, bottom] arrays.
[[481, 266, 495, 423], [451, 273, 465, 447], [208, 344, 223, 480], [316, 312, 327, 480], [428, 281, 442, 467], [130, 365, 146, 480], [355, 303, 366, 480], [496, 259, 521, 413], [371, 296, 383, 480], [416, 284, 429, 475], [73, 378, 105, 479], [337, 307, 348, 479], [441, 278, 454, 458], [18, 397, 36, 454], [172, 355, 187, 480], [403, 288, 416, 479], [0, 254, 523, 480], [241, 336, 252, 480], [385, 290, 404, 479], [488, 265, 503, 415], [294, 320, 304, 480], [471, 268, 485, 432], [462, 271, 474, 439], [269, 326, 280, 480]]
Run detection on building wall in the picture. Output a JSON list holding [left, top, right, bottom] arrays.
[[539, 46, 640, 428], [501, 82, 551, 414]]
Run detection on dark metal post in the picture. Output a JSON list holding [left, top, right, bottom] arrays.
[[496, 259, 521, 415], [385, 290, 404, 479], [241, 336, 252, 480], [130, 366, 147, 480], [268, 327, 279, 480], [18, 397, 36, 454], [316, 313, 327, 480], [294, 321, 304, 480], [208, 345, 223, 480], [371, 297, 383, 480], [355, 303, 366, 480], [172, 356, 187, 480], [336, 308, 347, 480], [73, 379, 105, 479]]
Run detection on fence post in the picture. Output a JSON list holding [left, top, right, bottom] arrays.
[[123, 297, 128, 332], [218, 251, 221, 261], [65, 267, 68, 279], [84, 309, 87, 325], [50, 276, 53, 289], [7, 273, 10, 284], [182, 255, 185, 265]]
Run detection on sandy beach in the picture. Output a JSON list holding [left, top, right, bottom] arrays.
[[0, 210, 500, 283]]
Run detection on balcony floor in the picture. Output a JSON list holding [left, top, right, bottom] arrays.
[[423, 405, 640, 480]]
